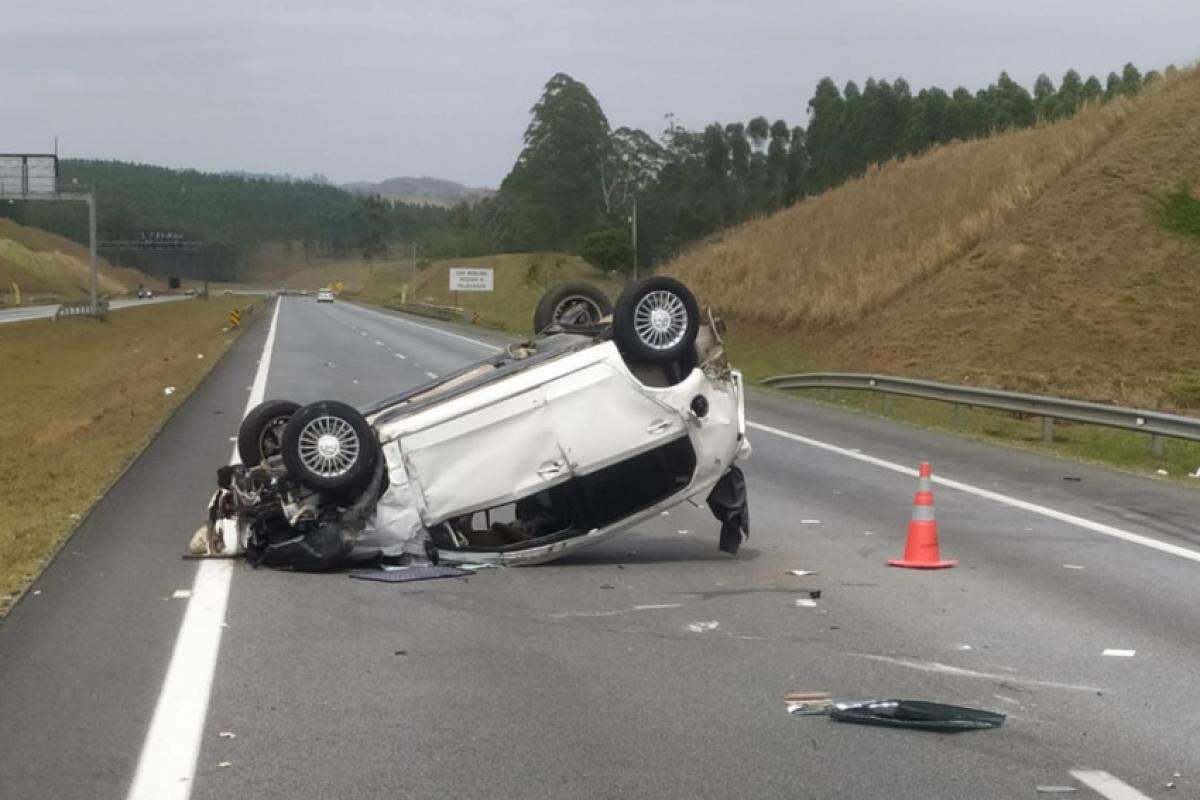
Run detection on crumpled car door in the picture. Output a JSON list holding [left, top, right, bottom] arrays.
[[544, 361, 686, 475], [400, 386, 567, 522]]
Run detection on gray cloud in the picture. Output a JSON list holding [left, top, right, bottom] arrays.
[[3, 0, 1196, 186]]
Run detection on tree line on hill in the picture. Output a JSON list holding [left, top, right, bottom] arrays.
[[0, 160, 446, 281], [445, 62, 1166, 271], [0, 61, 1167, 282]]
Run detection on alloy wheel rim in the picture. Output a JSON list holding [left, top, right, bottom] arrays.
[[297, 415, 359, 477], [633, 290, 688, 350], [552, 295, 604, 325]]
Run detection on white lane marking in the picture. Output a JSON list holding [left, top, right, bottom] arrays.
[[425, 371, 439, 380], [1102, 648, 1136, 657], [374, 340, 383, 346], [748, 420, 1200, 566], [126, 299, 281, 800], [849, 653, 1101, 692], [551, 603, 683, 619], [394, 353, 406, 359], [346, 302, 502, 352], [1069, 770, 1155, 800]]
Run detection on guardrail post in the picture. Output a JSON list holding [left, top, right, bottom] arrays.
[[1151, 434, 1164, 458], [1041, 417, 1054, 444]]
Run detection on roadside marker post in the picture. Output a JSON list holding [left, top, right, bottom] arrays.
[[228, 309, 240, 328]]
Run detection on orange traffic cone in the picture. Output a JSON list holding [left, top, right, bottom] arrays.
[[888, 462, 956, 569]]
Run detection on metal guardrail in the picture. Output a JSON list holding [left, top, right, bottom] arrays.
[[761, 372, 1200, 456], [54, 297, 109, 320], [385, 299, 470, 323]]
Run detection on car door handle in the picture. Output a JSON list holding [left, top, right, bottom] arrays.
[[537, 461, 566, 477], [646, 419, 672, 434]]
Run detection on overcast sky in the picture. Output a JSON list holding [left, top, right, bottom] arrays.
[[3, 1, 1197, 188]]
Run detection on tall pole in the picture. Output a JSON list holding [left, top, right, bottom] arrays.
[[411, 240, 417, 284], [87, 194, 98, 312], [631, 199, 638, 282]]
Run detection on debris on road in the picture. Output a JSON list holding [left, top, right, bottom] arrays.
[[1035, 786, 1077, 793], [800, 519, 821, 524], [1156, 469, 1169, 476], [1101, 648, 1136, 657], [163, 386, 176, 396], [1063, 476, 1082, 482], [1063, 564, 1085, 570], [349, 565, 470, 584], [218, 731, 236, 739], [686, 621, 720, 633], [218, 761, 232, 768], [787, 569, 818, 577], [785, 692, 833, 715], [795, 598, 818, 607], [828, 700, 1005, 732], [171, 589, 192, 599]]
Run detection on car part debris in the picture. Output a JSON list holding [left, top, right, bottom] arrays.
[[686, 621, 720, 633], [348, 565, 470, 583], [707, 465, 749, 555], [785, 692, 833, 715], [1035, 787, 1077, 794], [795, 598, 818, 607], [829, 700, 1005, 731], [787, 569, 818, 577]]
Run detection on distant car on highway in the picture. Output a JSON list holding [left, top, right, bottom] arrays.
[[136, 288, 154, 299], [192, 277, 750, 571], [316, 289, 334, 303]]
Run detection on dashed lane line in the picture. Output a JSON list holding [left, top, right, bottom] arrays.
[[1069, 770, 1155, 800]]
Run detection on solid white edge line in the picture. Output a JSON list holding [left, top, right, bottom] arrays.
[[126, 298, 281, 800], [1069, 769, 1155, 800], [747, 420, 1200, 566], [346, 301, 503, 352]]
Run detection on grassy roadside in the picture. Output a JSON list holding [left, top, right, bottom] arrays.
[[0, 298, 261, 616], [726, 333, 1200, 484]]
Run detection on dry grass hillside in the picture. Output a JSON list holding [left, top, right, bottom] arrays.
[[669, 67, 1200, 412], [0, 218, 161, 303]]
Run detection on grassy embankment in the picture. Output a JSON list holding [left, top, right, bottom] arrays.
[[0, 218, 162, 306], [0, 298, 256, 615], [665, 66, 1200, 479]]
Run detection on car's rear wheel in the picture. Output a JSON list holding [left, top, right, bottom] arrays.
[[238, 399, 302, 466], [613, 277, 700, 365], [532, 282, 613, 334], [281, 401, 378, 495]]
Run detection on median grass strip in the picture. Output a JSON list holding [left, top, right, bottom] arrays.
[[0, 299, 254, 615]]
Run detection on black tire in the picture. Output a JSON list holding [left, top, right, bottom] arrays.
[[238, 399, 302, 466], [532, 282, 613, 334], [281, 401, 378, 495], [612, 276, 700, 365]]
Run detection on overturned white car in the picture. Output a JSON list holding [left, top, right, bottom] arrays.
[[192, 277, 750, 570]]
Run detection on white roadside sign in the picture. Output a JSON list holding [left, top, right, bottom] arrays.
[[449, 267, 494, 292]]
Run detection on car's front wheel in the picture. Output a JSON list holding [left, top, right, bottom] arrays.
[[281, 401, 378, 496]]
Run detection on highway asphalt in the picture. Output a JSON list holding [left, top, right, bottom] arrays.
[[0, 294, 191, 324], [2, 295, 1197, 799]]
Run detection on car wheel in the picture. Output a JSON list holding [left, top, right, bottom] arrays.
[[281, 400, 378, 495], [612, 276, 700, 365], [532, 282, 613, 334], [237, 399, 302, 466]]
